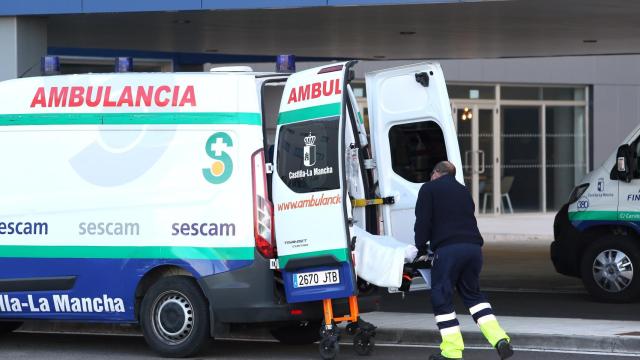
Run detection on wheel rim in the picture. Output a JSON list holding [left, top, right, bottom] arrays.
[[151, 290, 194, 345], [592, 249, 634, 293]]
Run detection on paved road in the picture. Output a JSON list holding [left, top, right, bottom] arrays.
[[1, 332, 635, 360], [377, 239, 640, 321], [379, 289, 640, 321]]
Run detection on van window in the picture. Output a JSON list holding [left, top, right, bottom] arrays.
[[632, 137, 640, 179], [389, 121, 447, 183], [261, 82, 286, 162], [276, 118, 340, 193]]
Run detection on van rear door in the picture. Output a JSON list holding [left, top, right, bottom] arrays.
[[272, 62, 357, 303], [365, 63, 462, 246]]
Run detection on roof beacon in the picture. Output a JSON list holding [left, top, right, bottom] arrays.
[[276, 54, 296, 73]]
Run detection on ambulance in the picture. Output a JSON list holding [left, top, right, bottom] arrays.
[[552, 126, 640, 302], [0, 61, 462, 357]]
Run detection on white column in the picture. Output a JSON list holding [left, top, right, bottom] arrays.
[[0, 17, 47, 81]]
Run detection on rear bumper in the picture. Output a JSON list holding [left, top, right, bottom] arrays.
[[199, 251, 379, 325], [551, 204, 582, 277]]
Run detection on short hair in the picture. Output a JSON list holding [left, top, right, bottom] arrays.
[[432, 161, 456, 177]]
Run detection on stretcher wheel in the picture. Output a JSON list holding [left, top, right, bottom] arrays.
[[346, 322, 359, 335], [319, 335, 339, 360], [353, 331, 374, 356]]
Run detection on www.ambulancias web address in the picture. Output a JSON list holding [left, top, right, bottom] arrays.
[[276, 194, 341, 211]]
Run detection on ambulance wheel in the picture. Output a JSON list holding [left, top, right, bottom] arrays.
[[581, 236, 640, 303], [353, 332, 374, 356], [0, 321, 22, 334], [319, 336, 339, 360], [270, 321, 321, 345], [140, 276, 211, 357]]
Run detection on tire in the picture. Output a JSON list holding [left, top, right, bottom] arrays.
[[0, 321, 22, 334], [319, 336, 339, 360], [580, 236, 640, 303], [270, 321, 321, 345], [353, 331, 375, 356], [140, 276, 211, 357]]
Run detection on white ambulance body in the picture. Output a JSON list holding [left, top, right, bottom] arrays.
[[0, 61, 461, 356], [553, 125, 640, 303]]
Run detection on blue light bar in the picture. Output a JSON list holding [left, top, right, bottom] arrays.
[[115, 57, 133, 72], [276, 55, 295, 73], [41, 56, 60, 76]]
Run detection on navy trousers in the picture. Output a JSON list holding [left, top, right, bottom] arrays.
[[430, 243, 486, 317]]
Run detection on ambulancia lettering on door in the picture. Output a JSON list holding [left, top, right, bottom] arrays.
[[30, 85, 197, 108], [287, 79, 342, 104]]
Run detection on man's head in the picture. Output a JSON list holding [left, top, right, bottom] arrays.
[[430, 161, 456, 181]]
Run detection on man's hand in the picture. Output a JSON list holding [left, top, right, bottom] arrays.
[[416, 246, 428, 258]]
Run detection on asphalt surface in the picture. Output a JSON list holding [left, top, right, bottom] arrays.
[[376, 239, 640, 321], [1, 332, 635, 360], [379, 289, 640, 321]]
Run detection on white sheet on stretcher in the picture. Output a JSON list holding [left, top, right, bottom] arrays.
[[352, 226, 418, 288]]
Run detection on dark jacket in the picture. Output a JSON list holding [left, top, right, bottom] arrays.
[[414, 174, 483, 252]]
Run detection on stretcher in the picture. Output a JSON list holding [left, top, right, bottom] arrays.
[[318, 296, 377, 359]]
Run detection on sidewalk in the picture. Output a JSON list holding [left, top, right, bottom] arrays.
[[477, 213, 555, 243], [361, 311, 640, 355]]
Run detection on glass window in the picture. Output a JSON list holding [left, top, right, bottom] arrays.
[[543, 87, 586, 101], [545, 106, 587, 210], [276, 118, 340, 193], [501, 86, 542, 100], [447, 85, 495, 100], [351, 83, 366, 98], [389, 121, 447, 183], [631, 137, 640, 179], [501, 107, 542, 212]]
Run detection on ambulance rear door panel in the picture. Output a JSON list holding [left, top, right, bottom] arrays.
[[365, 62, 462, 246], [273, 62, 356, 303]]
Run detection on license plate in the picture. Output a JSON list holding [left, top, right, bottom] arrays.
[[293, 270, 340, 288]]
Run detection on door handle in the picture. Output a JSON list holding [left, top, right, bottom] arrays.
[[464, 150, 472, 172], [478, 150, 486, 174]]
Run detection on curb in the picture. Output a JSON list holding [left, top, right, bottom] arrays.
[[370, 328, 640, 355], [17, 322, 640, 355]]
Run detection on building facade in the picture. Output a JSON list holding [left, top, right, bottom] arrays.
[[2, 1, 640, 215]]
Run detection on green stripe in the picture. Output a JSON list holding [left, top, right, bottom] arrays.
[[0, 112, 262, 126], [358, 111, 364, 124], [0, 245, 254, 260], [569, 211, 619, 221], [277, 103, 341, 125], [278, 248, 350, 268]]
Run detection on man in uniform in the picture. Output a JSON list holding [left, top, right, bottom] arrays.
[[414, 161, 513, 360]]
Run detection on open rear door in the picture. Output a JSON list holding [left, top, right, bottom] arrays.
[[273, 62, 357, 303], [366, 62, 463, 246]]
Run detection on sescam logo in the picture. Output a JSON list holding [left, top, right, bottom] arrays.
[[203, 132, 233, 184]]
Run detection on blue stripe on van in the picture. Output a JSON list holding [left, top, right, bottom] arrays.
[[0, 257, 252, 321]]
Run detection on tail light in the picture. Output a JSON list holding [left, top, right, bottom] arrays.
[[251, 149, 275, 258]]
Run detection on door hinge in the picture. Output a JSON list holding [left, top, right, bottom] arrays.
[[364, 159, 376, 169], [265, 162, 274, 174]]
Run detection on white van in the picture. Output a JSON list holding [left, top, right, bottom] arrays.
[[552, 126, 640, 302], [0, 61, 461, 356]]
